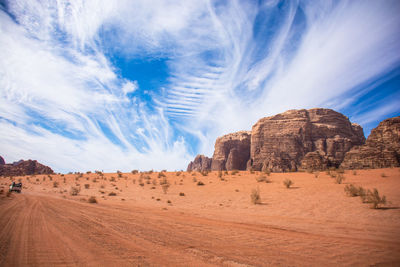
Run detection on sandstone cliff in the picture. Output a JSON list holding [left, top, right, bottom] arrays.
[[210, 131, 251, 171], [340, 116, 400, 169], [249, 108, 365, 172], [0, 157, 54, 176], [186, 155, 212, 172], [187, 108, 370, 172]]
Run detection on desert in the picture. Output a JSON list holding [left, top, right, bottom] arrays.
[[1, 167, 400, 266], [1, 1, 400, 266]]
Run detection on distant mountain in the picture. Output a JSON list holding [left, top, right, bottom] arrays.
[[0, 157, 54, 176]]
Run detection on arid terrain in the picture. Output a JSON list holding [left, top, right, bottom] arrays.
[[1, 168, 400, 266]]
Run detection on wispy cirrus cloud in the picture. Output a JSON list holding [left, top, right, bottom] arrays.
[[0, 0, 399, 171]]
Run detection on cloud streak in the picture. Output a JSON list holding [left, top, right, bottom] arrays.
[[0, 0, 399, 171]]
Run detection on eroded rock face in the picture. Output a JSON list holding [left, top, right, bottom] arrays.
[[211, 131, 251, 171], [186, 155, 212, 172], [249, 108, 365, 172], [0, 158, 54, 176], [341, 116, 400, 169], [0, 156, 5, 165]]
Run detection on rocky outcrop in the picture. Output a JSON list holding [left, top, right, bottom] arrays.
[[186, 155, 212, 172], [340, 116, 400, 169], [0, 156, 4, 165], [249, 109, 365, 172], [186, 108, 368, 172], [0, 157, 54, 176], [211, 131, 251, 171]]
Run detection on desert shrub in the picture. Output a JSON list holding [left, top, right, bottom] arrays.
[[314, 172, 319, 178], [250, 188, 261, 204], [256, 175, 266, 182], [192, 177, 197, 182], [158, 172, 166, 178], [263, 169, 271, 176], [197, 181, 205, 186], [381, 173, 387, 178], [88, 196, 97, 203], [352, 170, 357, 175], [283, 179, 293, 188], [344, 184, 365, 197], [110, 177, 116, 182], [84, 184, 90, 189], [43, 177, 46, 181], [160, 178, 170, 194], [70, 186, 80, 196], [117, 173, 122, 178], [167, 200, 171, 204], [53, 181, 59, 188], [366, 188, 386, 209], [335, 174, 345, 184], [63, 177, 66, 183], [179, 192, 185, 196], [161, 184, 169, 194], [201, 170, 209, 176], [86, 171, 91, 174], [108, 192, 117, 196], [6, 191, 11, 197], [250, 170, 255, 174], [218, 171, 223, 178], [176, 171, 181, 176], [131, 170, 138, 174], [231, 170, 239, 175], [152, 179, 157, 186]]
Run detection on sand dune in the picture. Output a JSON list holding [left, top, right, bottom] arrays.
[[1, 168, 400, 266]]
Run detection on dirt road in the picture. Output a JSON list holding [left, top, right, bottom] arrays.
[[1, 191, 399, 266]]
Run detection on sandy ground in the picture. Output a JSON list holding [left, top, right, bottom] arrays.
[[0, 168, 400, 266]]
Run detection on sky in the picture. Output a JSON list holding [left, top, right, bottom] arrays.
[[0, 0, 399, 173]]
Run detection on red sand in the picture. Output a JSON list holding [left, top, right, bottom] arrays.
[[1, 168, 400, 266]]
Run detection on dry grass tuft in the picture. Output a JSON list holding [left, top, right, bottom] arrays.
[[335, 173, 345, 184], [70, 186, 80, 196], [108, 192, 117, 196], [250, 187, 261, 204], [88, 196, 97, 203], [366, 188, 387, 209], [283, 179, 293, 188]]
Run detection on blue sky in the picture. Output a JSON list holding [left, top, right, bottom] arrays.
[[0, 0, 399, 173]]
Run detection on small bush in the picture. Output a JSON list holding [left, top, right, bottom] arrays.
[[192, 177, 197, 182], [256, 175, 270, 183], [197, 181, 205, 186], [179, 192, 185, 196], [231, 170, 239, 175], [88, 196, 97, 203], [381, 173, 387, 178], [352, 170, 357, 175], [366, 188, 386, 209], [250, 188, 261, 204], [158, 172, 166, 178], [218, 171, 223, 178], [110, 177, 116, 182], [84, 184, 90, 189], [6, 191, 11, 197], [344, 184, 365, 197], [176, 171, 181, 176], [53, 181, 59, 188], [201, 170, 208, 176], [70, 186, 80, 196], [314, 172, 319, 178], [263, 169, 271, 176], [335, 174, 345, 184], [108, 192, 117, 196], [131, 170, 138, 174], [283, 179, 293, 188]]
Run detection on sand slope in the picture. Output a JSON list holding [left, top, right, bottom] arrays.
[[1, 168, 400, 266]]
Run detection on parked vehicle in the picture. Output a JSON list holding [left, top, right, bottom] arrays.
[[9, 182, 22, 193]]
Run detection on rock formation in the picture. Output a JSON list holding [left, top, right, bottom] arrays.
[[0, 157, 54, 176], [249, 108, 365, 171], [187, 108, 366, 172], [0, 156, 5, 165], [210, 131, 251, 171], [340, 116, 400, 169], [186, 155, 212, 172]]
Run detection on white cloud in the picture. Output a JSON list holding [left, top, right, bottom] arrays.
[[1, 0, 399, 171]]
